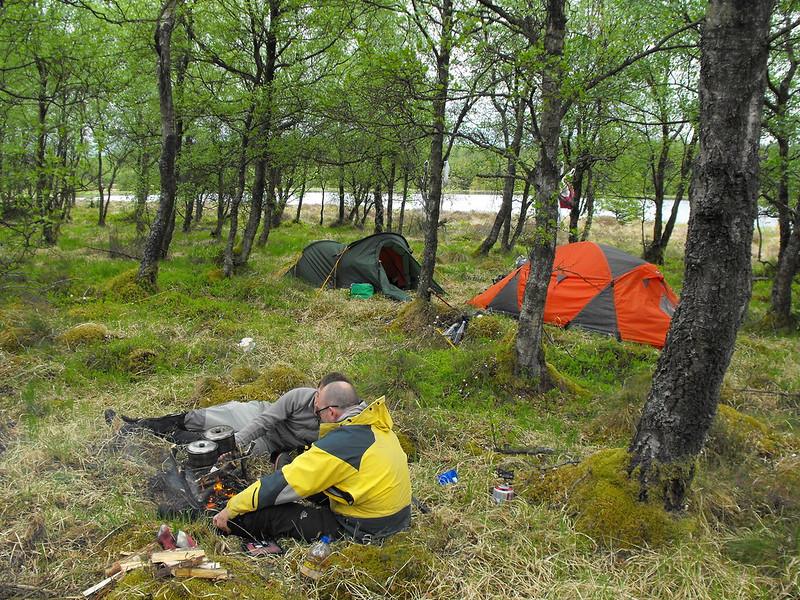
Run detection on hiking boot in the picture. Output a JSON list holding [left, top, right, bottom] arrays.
[[103, 408, 117, 425], [116, 412, 188, 438], [170, 429, 204, 445]]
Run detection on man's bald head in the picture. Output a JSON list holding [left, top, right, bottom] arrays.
[[320, 380, 360, 409]]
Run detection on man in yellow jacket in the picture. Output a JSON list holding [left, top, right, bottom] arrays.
[[212, 381, 411, 543]]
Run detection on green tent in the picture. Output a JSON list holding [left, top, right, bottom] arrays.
[[287, 233, 443, 301]]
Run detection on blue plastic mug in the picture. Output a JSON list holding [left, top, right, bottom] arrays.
[[436, 468, 458, 485]]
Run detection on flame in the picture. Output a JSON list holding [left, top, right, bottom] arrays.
[[206, 479, 236, 510]]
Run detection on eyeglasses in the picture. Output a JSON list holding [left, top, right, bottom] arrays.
[[314, 405, 339, 418]]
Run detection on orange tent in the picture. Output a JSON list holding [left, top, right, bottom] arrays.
[[468, 242, 679, 348]]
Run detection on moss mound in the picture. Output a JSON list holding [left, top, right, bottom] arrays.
[[206, 268, 225, 282], [487, 331, 586, 396], [466, 313, 511, 340], [127, 348, 157, 374], [231, 365, 260, 384], [194, 363, 307, 407], [0, 326, 37, 351], [521, 448, 690, 549], [102, 268, 154, 302], [395, 431, 419, 462], [58, 322, 111, 347], [390, 299, 449, 346], [318, 533, 437, 599], [707, 404, 778, 458]]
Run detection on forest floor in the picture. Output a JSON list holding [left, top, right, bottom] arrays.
[[0, 202, 798, 599]]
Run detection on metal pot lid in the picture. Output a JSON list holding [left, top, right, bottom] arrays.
[[203, 425, 235, 441], [186, 440, 219, 456]]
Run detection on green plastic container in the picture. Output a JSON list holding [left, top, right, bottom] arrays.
[[350, 283, 374, 299]]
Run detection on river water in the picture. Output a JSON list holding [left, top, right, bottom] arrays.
[[103, 191, 778, 227]]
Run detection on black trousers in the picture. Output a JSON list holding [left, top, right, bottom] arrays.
[[230, 502, 343, 542]]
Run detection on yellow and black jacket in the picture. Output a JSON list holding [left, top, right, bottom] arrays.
[[225, 397, 411, 541]]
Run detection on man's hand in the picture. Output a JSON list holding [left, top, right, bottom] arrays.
[[212, 507, 231, 534]]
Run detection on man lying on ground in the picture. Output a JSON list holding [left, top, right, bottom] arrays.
[[105, 372, 351, 462], [212, 381, 411, 543]]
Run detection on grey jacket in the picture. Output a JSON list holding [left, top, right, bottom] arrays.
[[234, 387, 320, 455]]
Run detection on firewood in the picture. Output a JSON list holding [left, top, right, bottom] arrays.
[[81, 572, 123, 597], [104, 555, 146, 577], [150, 548, 205, 566]]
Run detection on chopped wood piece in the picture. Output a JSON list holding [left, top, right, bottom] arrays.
[[82, 572, 123, 597], [150, 549, 205, 566], [105, 555, 147, 577]]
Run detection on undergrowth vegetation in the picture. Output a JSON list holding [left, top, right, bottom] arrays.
[[0, 203, 798, 598]]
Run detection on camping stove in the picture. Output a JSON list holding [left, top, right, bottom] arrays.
[[163, 428, 254, 515]]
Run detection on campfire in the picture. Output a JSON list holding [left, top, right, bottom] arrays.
[[149, 425, 252, 519], [205, 479, 238, 511]]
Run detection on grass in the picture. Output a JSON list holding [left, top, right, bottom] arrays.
[[0, 201, 798, 599]]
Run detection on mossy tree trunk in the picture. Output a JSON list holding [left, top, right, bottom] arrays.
[[514, 0, 565, 386], [629, 0, 774, 511], [138, 0, 180, 287], [766, 29, 800, 326], [417, 0, 452, 302]]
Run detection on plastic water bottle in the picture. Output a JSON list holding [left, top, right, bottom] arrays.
[[299, 535, 332, 580]]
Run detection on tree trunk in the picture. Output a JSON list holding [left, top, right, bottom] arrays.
[[212, 168, 226, 238], [568, 159, 587, 242], [417, 0, 452, 301], [644, 134, 697, 264], [514, 0, 565, 385], [134, 148, 151, 235], [770, 212, 800, 324], [509, 175, 532, 249], [182, 196, 194, 232], [580, 167, 595, 241], [373, 156, 384, 233], [97, 149, 106, 226], [258, 166, 278, 246], [294, 166, 307, 223], [628, 0, 774, 511], [386, 157, 396, 231], [138, 0, 180, 286], [237, 157, 266, 263], [398, 168, 409, 235], [195, 192, 204, 224], [319, 180, 325, 226], [222, 107, 254, 273], [337, 166, 346, 225]]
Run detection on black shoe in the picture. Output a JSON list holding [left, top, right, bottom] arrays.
[[170, 429, 204, 445], [118, 412, 187, 437]]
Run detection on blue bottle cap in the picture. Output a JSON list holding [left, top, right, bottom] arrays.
[[320, 535, 331, 543]]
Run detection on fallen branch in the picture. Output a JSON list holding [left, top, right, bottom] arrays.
[[86, 245, 142, 261], [494, 444, 555, 456], [0, 582, 58, 598], [731, 387, 800, 398]]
